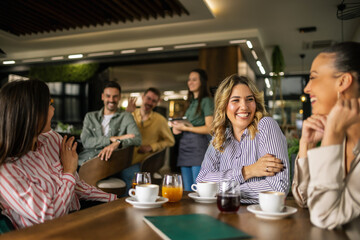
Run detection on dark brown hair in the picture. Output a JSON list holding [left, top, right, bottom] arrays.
[[144, 87, 161, 98], [322, 41, 360, 83], [187, 69, 210, 114], [0, 80, 50, 165]]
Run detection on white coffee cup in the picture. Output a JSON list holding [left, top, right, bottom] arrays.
[[128, 184, 159, 202], [191, 182, 218, 197], [259, 191, 285, 212]]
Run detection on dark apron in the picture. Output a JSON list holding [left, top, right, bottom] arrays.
[[177, 132, 210, 167]]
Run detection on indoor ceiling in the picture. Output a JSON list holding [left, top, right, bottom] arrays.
[[0, 0, 359, 76]]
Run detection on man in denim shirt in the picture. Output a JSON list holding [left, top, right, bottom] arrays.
[[78, 81, 141, 165]]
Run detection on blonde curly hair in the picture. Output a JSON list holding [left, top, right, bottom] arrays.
[[211, 74, 267, 152]]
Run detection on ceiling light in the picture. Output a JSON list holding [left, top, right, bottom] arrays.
[[251, 50, 258, 60], [164, 91, 175, 95], [88, 51, 114, 57], [164, 97, 169, 101], [130, 92, 141, 97], [265, 78, 271, 88], [174, 43, 206, 49], [3, 60, 15, 65], [259, 66, 266, 75], [51, 56, 64, 60], [229, 39, 247, 44], [179, 90, 188, 95], [269, 90, 273, 96], [121, 49, 136, 54], [246, 41, 253, 49], [256, 60, 262, 67], [68, 54, 83, 59], [279, 72, 285, 76], [148, 47, 164, 52], [22, 58, 44, 63], [269, 72, 275, 76]]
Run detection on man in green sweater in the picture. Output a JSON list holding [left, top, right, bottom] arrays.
[[78, 81, 141, 166]]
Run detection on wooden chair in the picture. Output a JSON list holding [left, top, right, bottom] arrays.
[[79, 146, 134, 196], [140, 149, 167, 185]]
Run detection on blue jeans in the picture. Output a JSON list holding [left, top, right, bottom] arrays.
[[118, 163, 141, 196], [181, 166, 201, 191]]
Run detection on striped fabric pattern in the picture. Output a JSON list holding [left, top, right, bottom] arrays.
[[196, 117, 290, 204], [0, 130, 116, 229]]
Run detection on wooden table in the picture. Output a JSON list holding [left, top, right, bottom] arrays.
[[0, 195, 348, 240]]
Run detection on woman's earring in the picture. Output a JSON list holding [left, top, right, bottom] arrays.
[[337, 91, 341, 99]]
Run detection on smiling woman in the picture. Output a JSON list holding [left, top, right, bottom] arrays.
[[196, 75, 290, 204]]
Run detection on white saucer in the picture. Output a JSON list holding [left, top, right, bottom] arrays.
[[188, 192, 217, 203], [125, 196, 168, 209], [247, 205, 297, 220]]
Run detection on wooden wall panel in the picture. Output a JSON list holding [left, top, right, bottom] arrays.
[[198, 46, 241, 89]]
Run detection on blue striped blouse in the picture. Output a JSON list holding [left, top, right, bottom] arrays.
[[196, 117, 290, 204]]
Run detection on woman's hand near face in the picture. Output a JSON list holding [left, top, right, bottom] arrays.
[[298, 115, 326, 158], [60, 135, 78, 175], [322, 98, 360, 146], [301, 115, 327, 144], [242, 154, 284, 181]]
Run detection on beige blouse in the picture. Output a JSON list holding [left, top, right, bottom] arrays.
[[292, 141, 360, 236]]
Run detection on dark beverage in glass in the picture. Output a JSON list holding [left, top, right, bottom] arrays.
[[217, 194, 241, 213]]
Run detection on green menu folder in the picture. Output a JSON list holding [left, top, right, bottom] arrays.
[[143, 214, 251, 240]]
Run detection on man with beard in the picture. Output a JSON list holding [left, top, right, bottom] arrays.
[[78, 81, 141, 166], [126, 88, 175, 166]]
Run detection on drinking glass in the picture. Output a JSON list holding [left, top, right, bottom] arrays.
[[132, 172, 151, 189], [162, 174, 183, 202], [217, 180, 241, 213]]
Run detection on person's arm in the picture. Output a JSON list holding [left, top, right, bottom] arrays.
[[0, 164, 77, 225], [291, 155, 310, 208], [75, 174, 117, 202], [118, 113, 142, 148], [174, 115, 213, 135], [306, 98, 360, 229], [238, 118, 290, 202], [307, 145, 360, 229], [149, 117, 175, 152], [80, 113, 111, 149], [196, 142, 226, 183]]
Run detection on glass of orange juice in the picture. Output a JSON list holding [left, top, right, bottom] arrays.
[[132, 172, 151, 189], [162, 174, 183, 202]]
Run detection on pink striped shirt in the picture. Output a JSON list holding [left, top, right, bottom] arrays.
[[0, 130, 117, 229]]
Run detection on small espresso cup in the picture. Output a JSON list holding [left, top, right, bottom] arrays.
[[128, 184, 159, 203], [259, 191, 285, 212], [191, 182, 218, 197]]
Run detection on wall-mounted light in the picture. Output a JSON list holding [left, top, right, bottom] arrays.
[[121, 49, 136, 54], [51, 56, 64, 61], [251, 49, 258, 60], [259, 66, 266, 75], [246, 40, 253, 49], [147, 47, 164, 52], [174, 43, 206, 49], [265, 78, 271, 88], [229, 39, 246, 44], [68, 54, 83, 59], [88, 51, 114, 57], [22, 58, 44, 63], [3, 60, 15, 65]]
